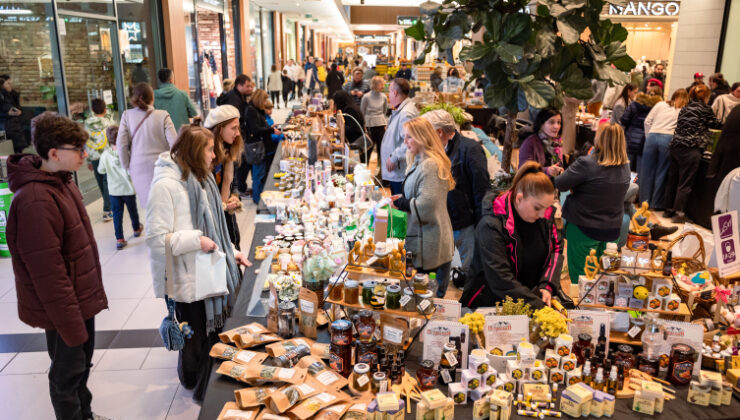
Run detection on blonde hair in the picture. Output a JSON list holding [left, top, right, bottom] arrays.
[[669, 88, 689, 109], [371, 76, 384, 92], [594, 122, 629, 167], [251, 89, 269, 111], [403, 117, 455, 190]]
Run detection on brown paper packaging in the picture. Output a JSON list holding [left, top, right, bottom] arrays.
[[288, 390, 351, 420], [234, 386, 278, 408], [267, 376, 323, 413], [298, 288, 319, 339], [216, 361, 250, 382], [217, 402, 259, 420], [210, 343, 268, 366], [314, 402, 351, 420], [265, 338, 315, 358], [243, 364, 308, 385], [297, 355, 349, 391]]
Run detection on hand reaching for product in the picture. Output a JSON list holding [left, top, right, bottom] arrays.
[[235, 252, 252, 267], [540, 288, 552, 307]]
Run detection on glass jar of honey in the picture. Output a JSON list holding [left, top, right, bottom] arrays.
[[328, 277, 343, 301], [667, 343, 695, 385], [572, 334, 594, 365], [344, 280, 359, 304], [353, 310, 375, 343], [416, 360, 438, 390], [353, 363, 371, 392], [330, 320, 353, 377], [613, 344, 635, 376]]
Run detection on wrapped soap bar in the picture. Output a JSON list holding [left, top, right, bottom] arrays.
[[415, 400, 435, 420], [473, 395, 490, 420], [566, 367, 582, 386], [376, 392, 400, 412], [435, 398, 455, 420], [506, 360, 523, 381], [385, 400, 406, 420], [632, 390, 655, 415], [559, 393, 581, 418], [549, 368, 564, 384], [687, 381, 711, 406], [598, 391, 615, 418], [561, 354, 577, 372]]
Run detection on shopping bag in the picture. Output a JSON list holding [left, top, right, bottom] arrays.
[[371, 205, 408, 239], [194, 249, 228, 301]]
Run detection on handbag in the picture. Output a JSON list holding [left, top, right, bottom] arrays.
[[350, 132, 373, 154], [244, 140, 266, 165], [159, 295, 185, 351]]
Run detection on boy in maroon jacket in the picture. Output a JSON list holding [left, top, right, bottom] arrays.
[[6, 112, 109, 420]]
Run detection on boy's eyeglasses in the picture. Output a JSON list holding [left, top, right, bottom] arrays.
[[56, 146, 86, 157]]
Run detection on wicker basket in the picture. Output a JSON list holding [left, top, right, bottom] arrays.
[[660, 231, 716, 310]]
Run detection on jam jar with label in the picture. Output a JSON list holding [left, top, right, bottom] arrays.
[[416, 360, 438, 390], [330, 320, 353, 377], [613, 344, 636, 376], [667, 343, 696, 385], [572, 334, 594, 365], [356, 338, 379, 370], [352, 310, 375, 343]]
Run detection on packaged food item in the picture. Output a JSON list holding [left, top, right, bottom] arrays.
[[470, 354, 490, 375], [544, 349, 561, 369], [559, 393, 581, 418], [376, 392, 400, 411], [420, 388, 448, 409], [217, 402, 259, 420], [385, 400, 406, 420], [521, 383, 551, 402], [448, 382, 467, 405], [473, 395, 490, 420], [297, 356, 349, 391], [267, 377, 323, 412], [498, 374, 515, 393], [560, 354, 577, 372], [313, 402, 351, 420], [555, 334, 573, 357], [254, 407, 291, 420], [506, 360, 523, 381], [415, 400, 435, 420], [311, 342, 331, 359], [353, 363, 371, 392], [217, 361, 250, 382], [631, 390, 655, 415], [483, 370, 498, 387], [470, 385, 491, 401], [234, 386, 278, 408], [299, 287, 319, 338], [687, 380, 711, 406], [243, 364, 308, 385], [529, 362, 546, 382], [266, 338, 315, 358], [268, 283, 279, 333], [220, 323, 282, 349], [274, 344, 311, 368], [435, 397, 455, 420], [549, 369, 564, 384], [288, 390, 350, 420], [652, 279, 673, 297], [665, 294, 681, 311], [566, 367, 582, 386], [462, 369, 481, 390]]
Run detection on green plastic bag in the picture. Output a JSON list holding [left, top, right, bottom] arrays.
[[370, 205, 407, 239]]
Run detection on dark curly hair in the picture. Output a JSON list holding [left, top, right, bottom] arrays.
[[31, 112, 88, 160]]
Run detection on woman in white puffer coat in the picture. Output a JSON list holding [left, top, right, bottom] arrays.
[[145, 125, 251, 402]]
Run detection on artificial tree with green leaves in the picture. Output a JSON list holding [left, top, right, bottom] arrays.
[[406, 0, 636, 173]]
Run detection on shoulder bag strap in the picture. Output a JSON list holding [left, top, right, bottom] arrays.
[[164, 233, 174, 297], [131, 109, 154, 145], [412, 198, 423, 269]]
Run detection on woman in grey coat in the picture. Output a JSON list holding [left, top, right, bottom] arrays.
[[393, 117, 455, 297], [117, 82, 177, 207]]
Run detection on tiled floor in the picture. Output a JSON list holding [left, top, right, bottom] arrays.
[[0, 105, 295, 419]]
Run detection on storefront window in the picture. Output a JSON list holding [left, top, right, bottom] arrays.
[[116, 0, 164, 108], [261, 10, 274, 90], [0, 1, 64, 155], [719, 0, 740, 83], [57, 0, 114, 17]]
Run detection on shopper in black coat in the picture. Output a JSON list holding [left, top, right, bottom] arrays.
[[281, 70, 293, 107], [461, 162, 563, 310], [620, 88, 661, 172], [709, 73, 731, 106], [244, 89, 281, 205], [326, 64, 345, 99], [708, 105, 740, 181], [664, 84, 722, 223], [0, 77, 27, 153], [332, 90, 367, 161]]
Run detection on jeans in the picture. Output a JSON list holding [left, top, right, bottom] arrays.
[[251, 162, 267, 205], [110, 195, 141, 240], [454, 225, 476, 281], [389, 181, 403, 195], [45, 317, 95, 420], [91, 159, 110, 212], [639, 133, 672, 209], [665, 145, 702, 213], [434, 261, 453, 298], [175, 301, 219, 402], [566, 223, 618, 284], [627, 152, 642, 174]]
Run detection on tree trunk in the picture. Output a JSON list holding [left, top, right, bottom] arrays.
[[501, 111, 517, 173]]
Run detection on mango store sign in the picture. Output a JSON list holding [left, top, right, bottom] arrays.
[[608, 1, 680, 16]]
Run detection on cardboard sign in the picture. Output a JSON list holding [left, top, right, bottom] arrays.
[[712, 211, 740, 277]]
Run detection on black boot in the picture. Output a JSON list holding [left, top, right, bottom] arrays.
[[650, 224, 679, 240]]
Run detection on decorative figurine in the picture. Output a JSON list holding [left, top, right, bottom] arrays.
[[584, 249, 600, 280], [348, 241, 362, 266], [627, 201, 651, 251]]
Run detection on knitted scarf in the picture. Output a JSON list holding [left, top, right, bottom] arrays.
[[185, 171, 242, 333]]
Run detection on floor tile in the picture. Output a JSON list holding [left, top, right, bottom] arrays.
[[102, 273, 152, 300], [0, 373, 56, 418], [102, 251, 152, 276], [122, 298, 167, 330], [0, 276, 14, 300], [95, 347, 151, 371], [0, 353, 17, 372], [0, 351, 49, 375], [165, 385, 201, 420], [0, 287, 17, 303], [141, 347, 179, 370], [0, 303, 40, 335], [110, 329, 161, 349], [88, 368, 180, 420], [95, 299, 140, 332]]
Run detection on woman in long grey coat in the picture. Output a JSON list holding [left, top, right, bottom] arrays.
[[117, 82, 177, 207], [393, 117, 455, 298]]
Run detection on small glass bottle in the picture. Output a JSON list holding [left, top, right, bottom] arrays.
[[606, 365, 618, 395], [328, 277, 343, 301], [353, 363, 371, 392], [582, 360, 593, 386], [401, 287, 416, 312], [662, 250, 673, 277], [405, 251, 414, 278], [573, 333, 594, 365], [593, 367, 605, 391], [275, 344, 311, 368], [413, 273, 427, 294], [604, 282, 615, 307]]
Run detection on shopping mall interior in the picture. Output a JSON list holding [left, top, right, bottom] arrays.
[[1, 0, 740, 419]]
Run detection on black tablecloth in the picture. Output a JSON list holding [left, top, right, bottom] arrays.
[[197, 150, 738, 420]]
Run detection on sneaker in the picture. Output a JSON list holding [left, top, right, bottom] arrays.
[[88, 413, 115, 420], [662, 209, 676, 218], [133, 224, 144, 238], [650, 224, 679, 240], [116, 239, 128, 250], [102, 212, 113, 222]]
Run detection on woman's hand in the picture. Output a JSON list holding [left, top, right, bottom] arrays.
[[200, 236, 218, 253], [547, 165, 564, 177], [235, 252, 252, 267], [540, 289, 552, 307], [225, 196, 241, 211], [386, 157, 396, 172]]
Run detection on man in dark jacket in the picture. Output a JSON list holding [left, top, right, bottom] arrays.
[[7, 112, 108, 420], [343, 68, 370, 106], [0, 76, 27, 153], [395, 63, 412, 80], [421, 109, 490, 283], [220, 74, 255, 195]]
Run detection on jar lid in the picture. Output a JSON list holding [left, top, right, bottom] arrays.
[[354, 363, 370, 374], [418, 292, 433, 299], [403, 287, 414, 295], [278, 301, 296, 310], [358, 310, 373, 317], [362, 280, 377, 288], [331, 319, 352, 332], [578, 333, 592, 342], [414, 273, 426, 281], [345, 280, 359, 288], [419, 360, 434, 370], [387, 285, 401, 293], [373, 371, 387, 380], [616, 344, 633, 354], [444, 342, 457, 351], [671, 343, 695, 357]]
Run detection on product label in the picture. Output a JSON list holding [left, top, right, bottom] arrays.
[[441, 369, 453, 384], [419, 300, 431, 311], [297, 383, 315, 395], [278, 368, 296, 380], [357, 325, 374, 341], [246, 325, 262, 334], [380, 380, 388, 392], [316, 392, 336, 403], [300, 299, 315, 313], [627, 325, 642, 338], [236, 351, 256, 364], [316, 370, 339, 386], [329, 352, 344, 373], [357, 374, 369, 387], [445, 351, 458, 366], [383, 326, 404, 344], [670, 361, 693, 384], [224, 409, 254, 419], [399, 295, 412, 308]]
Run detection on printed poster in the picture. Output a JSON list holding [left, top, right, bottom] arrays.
[[568, 310, 611, 356], [712, 211, 740, 277], [422, 320, 469, 369], [482, 315, 530, 355]]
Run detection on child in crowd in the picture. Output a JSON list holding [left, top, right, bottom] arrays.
[[84, 98, 113, 222], [97, 125, 143, 249], [264, 100, 285, 144]]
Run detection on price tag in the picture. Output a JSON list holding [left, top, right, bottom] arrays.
[[316, 370, 338, 385], [296, 383, 315, 395], [441, 369, 452, 384], [236, 351, 256, 364], [445, 351, 458, 366], [399, 295, 412, 308], [316, 392, 336, 403], [278, 368, 296, 380], [418, 300, 431, 311], [383, 326, 404, 344], [224, 409, 254, 419], [379, 380, 388, 393], [627, 325, 642, 339], [300, 300, 315, 313], [357, 374, 369, 387]]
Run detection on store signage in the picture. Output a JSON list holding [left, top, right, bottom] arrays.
[[397, 16, 419, 26], [712, 211, 740, 277], [608, 1, 680, 17]]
